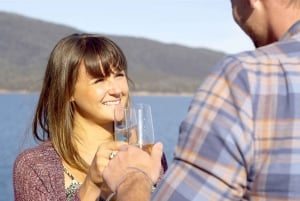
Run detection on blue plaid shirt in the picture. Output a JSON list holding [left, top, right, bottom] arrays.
[[152, 21, 300, 201]]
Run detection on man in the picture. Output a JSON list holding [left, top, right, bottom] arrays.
[[103, 0, 300, 200]]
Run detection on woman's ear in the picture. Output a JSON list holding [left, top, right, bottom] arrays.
[[70, 96, 75, 102]]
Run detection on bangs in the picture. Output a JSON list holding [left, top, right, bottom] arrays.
[[82, 37, 127, 78]]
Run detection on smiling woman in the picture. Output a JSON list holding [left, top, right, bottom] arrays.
[[12, 33, 167, 201]]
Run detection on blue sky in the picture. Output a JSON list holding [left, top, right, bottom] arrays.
[[0, 0, 254, 53]]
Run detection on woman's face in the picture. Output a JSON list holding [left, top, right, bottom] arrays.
[[71, 62, 129, 125]]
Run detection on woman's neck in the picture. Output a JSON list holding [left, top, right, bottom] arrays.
[[72, 117, 114, 164]]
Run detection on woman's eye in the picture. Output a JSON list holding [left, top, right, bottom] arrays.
[[94, 78, 104, 83], [116, 72, 125, 77]]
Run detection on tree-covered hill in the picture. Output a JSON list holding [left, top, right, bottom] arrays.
[[0, 11, 227, 94]]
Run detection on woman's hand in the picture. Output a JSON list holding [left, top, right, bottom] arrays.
[[79, 141, 126, 200]]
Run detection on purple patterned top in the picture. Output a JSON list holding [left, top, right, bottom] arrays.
[[13, 141, 81, 201]]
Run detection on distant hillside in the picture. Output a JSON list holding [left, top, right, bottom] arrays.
[[0, 11, 227, 94]]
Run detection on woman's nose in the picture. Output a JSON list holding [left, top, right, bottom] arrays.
[[107, 79, 121, 94]]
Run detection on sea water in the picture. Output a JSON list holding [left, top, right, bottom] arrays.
[[0, 93, 191, 201]]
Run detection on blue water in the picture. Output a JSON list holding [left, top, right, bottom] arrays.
[[0, 93, 192, 201]]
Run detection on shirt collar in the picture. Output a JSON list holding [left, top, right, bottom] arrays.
[[280, 20, 300, 41]]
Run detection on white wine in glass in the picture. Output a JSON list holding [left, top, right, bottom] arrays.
[[135, 103, 155, 153], [136, 103, 168, 173]]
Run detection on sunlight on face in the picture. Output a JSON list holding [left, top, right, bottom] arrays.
[[71, 62, 129, 125]]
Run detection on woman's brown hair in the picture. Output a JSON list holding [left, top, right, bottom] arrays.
[[33, 33, 128, 172]]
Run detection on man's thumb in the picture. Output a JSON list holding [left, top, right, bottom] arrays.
[[151, 142, 163, 162]]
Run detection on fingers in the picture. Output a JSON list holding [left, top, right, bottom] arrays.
[[118, 144, 129, 151], [87, 141, 127, 183], [149, 142, 163, 182], [97, 141, 127, 160], [151, 142, 163, 160], [102, 142, 164, 192]]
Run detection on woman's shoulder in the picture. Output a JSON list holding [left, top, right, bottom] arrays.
[[13, 141, 66, 199], [14, 141, 61, 170]]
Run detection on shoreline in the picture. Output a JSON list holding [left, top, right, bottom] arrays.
[[0, 89, 193, 97], [132, 91, 193, 97], [0, 89, 31, 94]]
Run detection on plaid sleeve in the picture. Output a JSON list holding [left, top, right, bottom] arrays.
[[152, 55, 254, 201]]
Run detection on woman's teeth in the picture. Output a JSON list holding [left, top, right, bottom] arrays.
[[104, 100, 120, 105]]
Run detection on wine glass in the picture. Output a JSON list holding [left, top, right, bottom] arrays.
[[114, 104, 168, 172], [135, 103, 155, 153], [114, 104, 154, 151], [135, 103, 168, 175], [114, 105, 138, 144]]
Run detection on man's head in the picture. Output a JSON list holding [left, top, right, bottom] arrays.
[[230, 0, 300, 48]]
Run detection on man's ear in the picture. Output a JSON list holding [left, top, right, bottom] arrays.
[[249, 0, 260, 8]]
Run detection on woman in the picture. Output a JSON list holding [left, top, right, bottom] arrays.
[[13, 33, 166, 201]]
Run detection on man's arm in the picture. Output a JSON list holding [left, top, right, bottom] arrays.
[[115, 170, 153, 201]]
